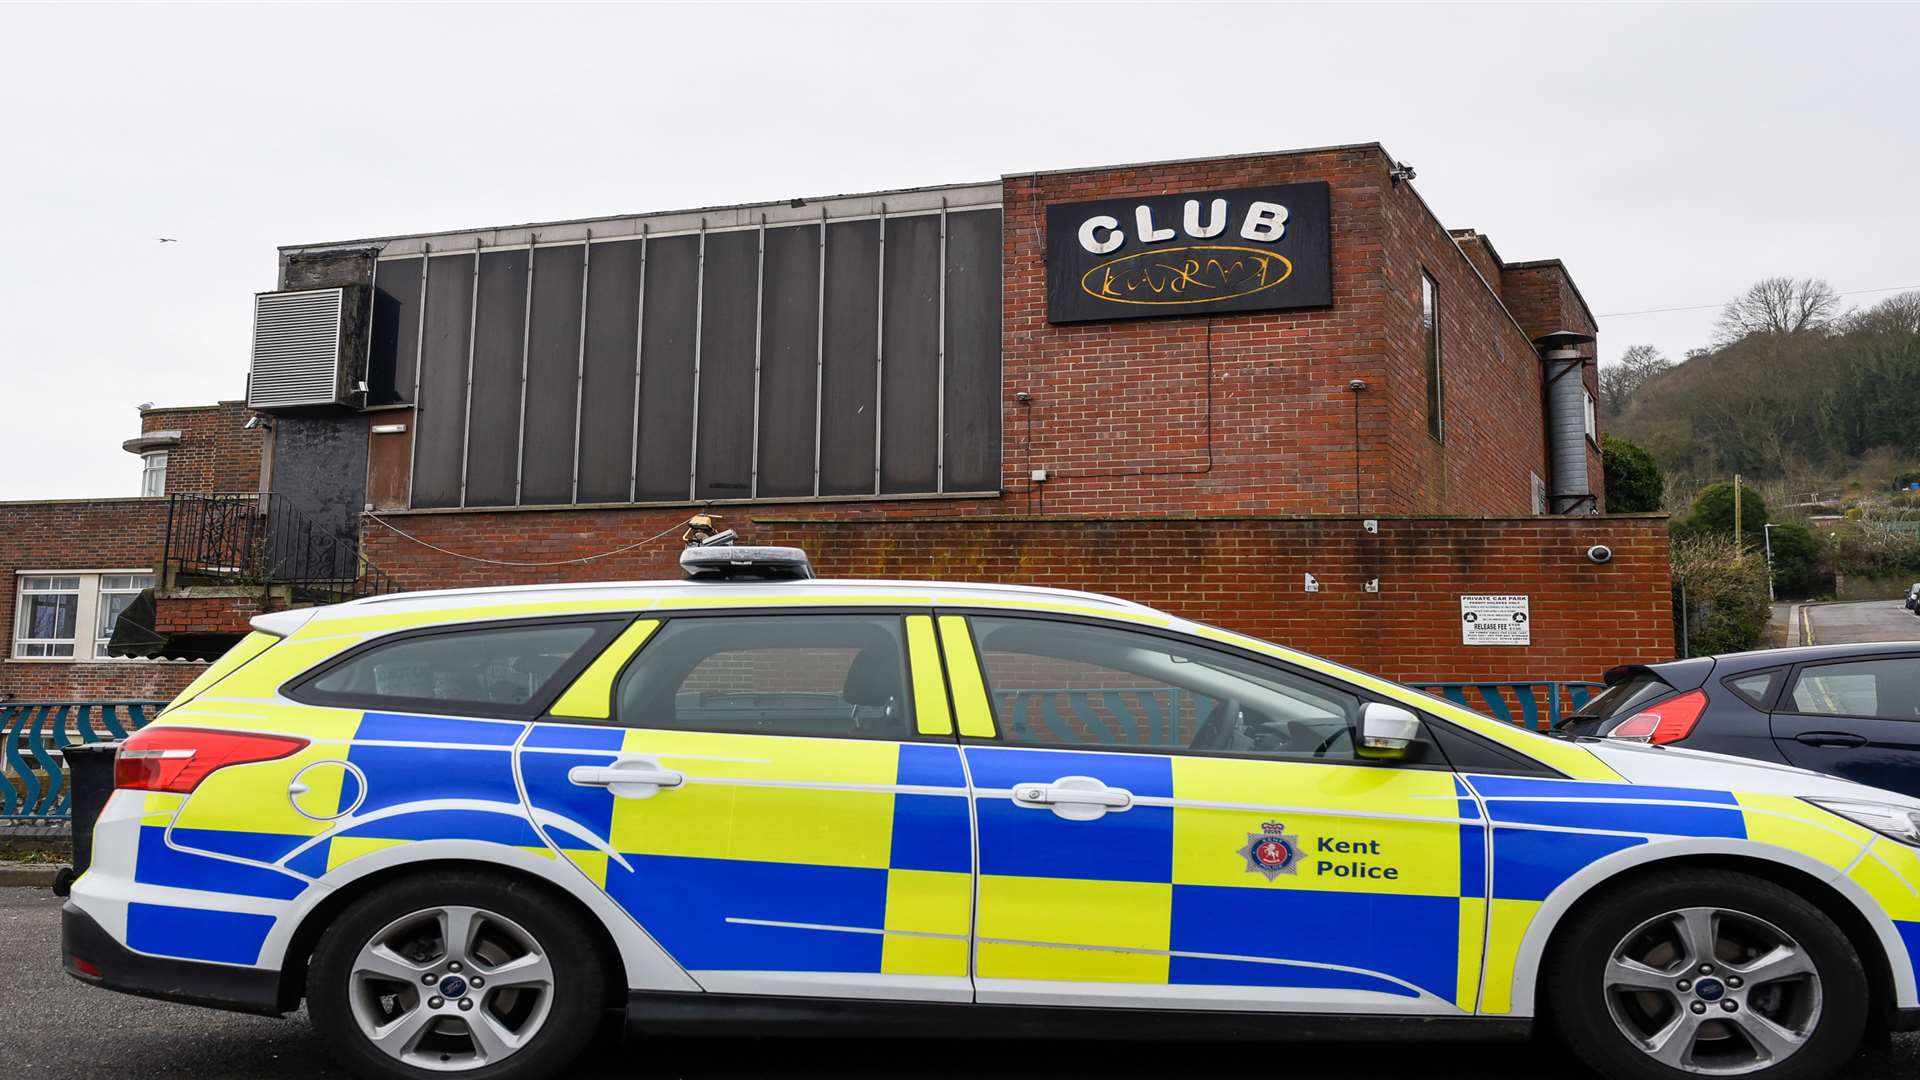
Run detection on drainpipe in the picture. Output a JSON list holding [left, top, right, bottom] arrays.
[[1534, 330, 1597, 515]]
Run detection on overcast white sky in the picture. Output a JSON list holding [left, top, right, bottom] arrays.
[[3, 1, 1915, 501]]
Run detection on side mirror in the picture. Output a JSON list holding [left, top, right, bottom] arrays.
[[1358, 702, 1421, 760]]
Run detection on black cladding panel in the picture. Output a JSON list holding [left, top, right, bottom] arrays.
[[819, 219, 879, 496], [944, 209, 1003, 492], [368, 258, 421, 407], [411, 253, 474, 508], [756, 224, 821, 498], [636, 234, 698, 501], [880, 214, 940, 494], [578, 239, 643, 503], [695, 230, 758, 501], [466, 248, 529, 507], [521, 245, 586, 505]]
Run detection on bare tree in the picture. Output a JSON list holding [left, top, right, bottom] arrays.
[[1712, 277, 1842, 345], [1598, 343, 1671, 416], [1838, 290, 1920, 336]]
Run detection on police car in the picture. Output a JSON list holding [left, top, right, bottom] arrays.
[[61, 543, 1920, 1080]]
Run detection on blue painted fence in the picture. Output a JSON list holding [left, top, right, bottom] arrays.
[[1413, 681, 1606, 732], [1, 701, 165, 823]]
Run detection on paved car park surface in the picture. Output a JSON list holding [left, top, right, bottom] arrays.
[[1805, 599, 1920, 645], [5, 888, 1915, 1079]]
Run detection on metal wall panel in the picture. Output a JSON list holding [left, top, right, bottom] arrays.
[[755, 225, 821, 498], [694, 231, 758, 500], [411, 254, 474, 508], [521, 245, 586, 505], [577, 239, 643, 504], [368, 257, 421, 406], [465, 248, 529, 507], [819, 219, 880, 496], [944, 209, 1003, 492], [880, 214, 940, 493], [635, 235, 699, 501]]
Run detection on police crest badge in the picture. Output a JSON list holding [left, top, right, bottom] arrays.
[[1239, 820, 1301, 880]]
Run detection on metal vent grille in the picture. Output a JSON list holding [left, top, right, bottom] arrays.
[[249, 288, 345, 408]]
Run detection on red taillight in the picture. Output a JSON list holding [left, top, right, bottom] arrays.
[[114, 727, 307, 793], [1607, 690, 1709, 746]]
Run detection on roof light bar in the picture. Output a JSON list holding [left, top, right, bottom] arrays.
[[679, 544, 815, 582]]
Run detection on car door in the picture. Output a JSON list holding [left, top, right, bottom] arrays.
[[938, 611, 1484, 1015], [518, 610, 975, 1001], [1770, 654, 1920, 798]]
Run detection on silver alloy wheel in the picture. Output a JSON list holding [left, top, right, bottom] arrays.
[[347, 905, 556, 1073], [1604, 906, 1822, 1076]]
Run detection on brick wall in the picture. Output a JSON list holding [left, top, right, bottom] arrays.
[[139, 401, 261, 495], [360, 506, 1673, 684], [0, 499, 206, 700], [998, 146, 1573, 520]]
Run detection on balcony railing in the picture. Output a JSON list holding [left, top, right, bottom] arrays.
[[162, 492, 398, 602]]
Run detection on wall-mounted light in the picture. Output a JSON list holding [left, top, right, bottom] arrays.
[[243, 416, 273, 431]]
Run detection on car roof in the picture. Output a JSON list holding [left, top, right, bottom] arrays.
[[1693, 640, 1920, 672], [255, 577, 1170, 636]]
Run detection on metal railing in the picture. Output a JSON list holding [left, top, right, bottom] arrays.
[[1, 701, 163, 822], [1414, 681, 1606, 732], [163, 492, 398, 602]]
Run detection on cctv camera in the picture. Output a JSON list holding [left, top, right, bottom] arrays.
[[1586, 544, 1613, 564], [1347, 379, 1368, 392]]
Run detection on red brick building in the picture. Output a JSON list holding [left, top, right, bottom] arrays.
[[13, 143, 1664, 701], [0, 403, 260, 700]]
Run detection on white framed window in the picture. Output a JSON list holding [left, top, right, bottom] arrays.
[[141, 451, 168, 497], [12, 571, 154, 661], [1583, 389, 1598, 445]]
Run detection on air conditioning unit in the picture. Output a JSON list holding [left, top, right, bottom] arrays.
[[246, 285, 371, 412]]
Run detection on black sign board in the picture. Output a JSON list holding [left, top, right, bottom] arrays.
[[1045, 182, 1332, 324]]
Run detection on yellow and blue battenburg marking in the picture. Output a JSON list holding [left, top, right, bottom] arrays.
[[965, 746, 1471, 1004]]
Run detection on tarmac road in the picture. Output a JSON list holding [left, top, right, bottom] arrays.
[[1805, 599, 1920, 645], [4, 888, 1915, 1079]]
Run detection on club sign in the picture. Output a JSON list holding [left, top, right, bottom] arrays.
[[1045, 182, 1332, 324]]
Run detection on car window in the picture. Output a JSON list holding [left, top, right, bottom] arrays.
[[1565, 672, 1671, 724], [967, 616, 1362, 761], [613, 614, 913, 740], [1787, 657, 1920, 721], [1724, 668, 1782, 708], [301, 621, 613, 715]]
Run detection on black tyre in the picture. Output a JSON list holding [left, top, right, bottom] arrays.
[[307, 870, 608, 1080], [1545, 868, 1868, 1080]]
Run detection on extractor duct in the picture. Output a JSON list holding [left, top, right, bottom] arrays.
[[1535, 330, 1597, 515]]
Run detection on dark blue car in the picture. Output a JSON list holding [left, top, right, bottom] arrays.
[[1560, 642, 1920, 798]]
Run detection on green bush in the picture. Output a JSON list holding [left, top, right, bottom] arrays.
[[1826, 520, 1920, 579], [1671, 533, 1773, 656], [1602, 435, 1665, 513], [1763, 522, 1829, 599], [1688, 482, 1770, 547]]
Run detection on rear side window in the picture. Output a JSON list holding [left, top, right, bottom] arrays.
[[1786, 658, 1920, 722], [614, 614, 913, 740], [1723, 668, 1782, 708], [295, 620, 620, 718]]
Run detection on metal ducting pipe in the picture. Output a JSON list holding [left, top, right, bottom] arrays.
[[1535, 330, 1597, 515]]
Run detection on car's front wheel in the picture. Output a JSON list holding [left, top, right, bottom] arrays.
[[1546, 868, 1868, 1080], [307, 870, 607, 1080]]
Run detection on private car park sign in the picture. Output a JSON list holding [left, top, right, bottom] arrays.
[[1044, 182, 1333, 323], [1461, 594, 1531, 645]]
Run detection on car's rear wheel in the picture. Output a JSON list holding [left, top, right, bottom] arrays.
[[308, 870, 606, 1080], [1546, 869, 1868, 1080]]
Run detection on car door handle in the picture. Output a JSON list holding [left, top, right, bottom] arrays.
[[1011, 775, 1133, 821], [568, 759, 684, 799], [1794, 732, 1868, 749]]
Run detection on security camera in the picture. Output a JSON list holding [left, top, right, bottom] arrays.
[[1347, 379, 1368, 392], [1587, 544, 1613, 564]]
